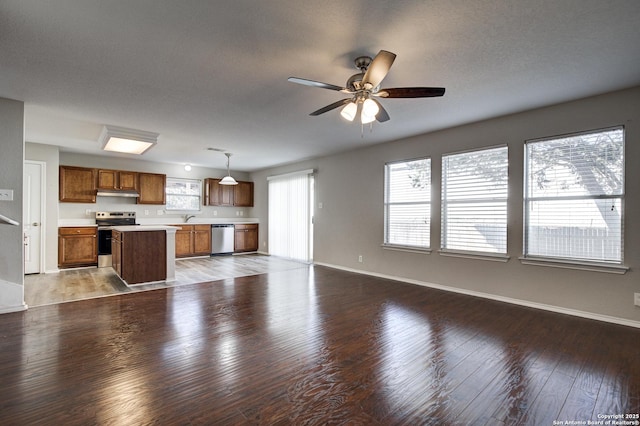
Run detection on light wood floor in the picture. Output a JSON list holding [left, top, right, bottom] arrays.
[[24, 254, 308, 307], [4, 265, 640, 424]]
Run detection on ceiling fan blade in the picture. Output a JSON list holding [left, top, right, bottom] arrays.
[[372, 99, 390, 122], [377, 87, 446, 98], [362, 50, 396, 90], [288, 77, 346, 92], [309, 99, 352, 116]]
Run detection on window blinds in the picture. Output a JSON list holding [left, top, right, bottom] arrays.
[[525, 127, 624, 262], [441, 146, 508, 254]]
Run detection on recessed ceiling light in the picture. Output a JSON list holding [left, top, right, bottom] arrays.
[[100, 125, 159, 155]]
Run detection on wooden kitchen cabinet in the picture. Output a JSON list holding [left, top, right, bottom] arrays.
[[234, 223, 258, 252], [204, 178, 233, 206], [59, 166, 97, 203], [173, 225, 211, 257], [58, 227, 98, 268], [138, 173, 166, 204], [234, 181, 254, 207], [113, 230, 166, 284], [97, 169, 138, 191], [204, 178, 253, 207]]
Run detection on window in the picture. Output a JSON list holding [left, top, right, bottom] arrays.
[[384, 158, 431, 249], [441, 146, 508, 254], [524, 127, 624, 263], [165, 178, 202, 211]]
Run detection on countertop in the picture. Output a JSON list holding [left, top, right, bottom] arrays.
[[59, 218, 260, 227]]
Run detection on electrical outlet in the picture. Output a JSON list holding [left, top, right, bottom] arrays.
[[213, 210, 218, 216], [0, 189, 14, 201], [85, 209, 92, 216], [634, 293, 640, 307], [144, 210, 149, 216], [358, 255, 363, 263]]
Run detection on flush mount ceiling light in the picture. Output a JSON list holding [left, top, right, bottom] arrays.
[[100, 125, 159, 155], [219, 153, 238, 185]]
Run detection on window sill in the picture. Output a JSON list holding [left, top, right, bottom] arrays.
[[519, 256, 629, 274], [438, 250, 510, 262], [382, 244, 431, 255]]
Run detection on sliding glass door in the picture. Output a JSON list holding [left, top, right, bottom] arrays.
[[268, 170, 314, 262]]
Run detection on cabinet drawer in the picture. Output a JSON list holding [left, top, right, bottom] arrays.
[[59, 227, 97, 236], [235, 224, 258, 231], [194, 225, 211, 232]]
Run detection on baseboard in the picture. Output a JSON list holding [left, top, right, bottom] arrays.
[[313, 261, 640, 329], [0, 303, 28, 314]]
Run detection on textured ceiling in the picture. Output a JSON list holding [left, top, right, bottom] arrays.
[[1, 0, 639, 171]]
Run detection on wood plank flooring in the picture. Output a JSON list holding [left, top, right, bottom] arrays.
[[24, 254, 308, 307], [5, 265, 640, 424]]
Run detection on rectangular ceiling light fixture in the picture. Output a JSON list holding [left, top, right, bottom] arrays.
[[100, 125, 159, 155]]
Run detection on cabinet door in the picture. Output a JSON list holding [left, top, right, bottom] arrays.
[[59, 166, 96, 203], [174, 226, 193, 257], [118, 171, 138, 190], [193, 225, 212, 255], [97, 169, 117, 190], [234, 224, 258, 252], [234, 181, 254, 207], [138, 173, 166, 204], [204, 178, 234, 206], [58, 227, 97, 267]]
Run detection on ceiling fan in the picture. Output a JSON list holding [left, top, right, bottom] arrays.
[[288, 50, 445, 124]]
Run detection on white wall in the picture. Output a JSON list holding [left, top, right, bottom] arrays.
[[0, 97, 26, 313], [251, 86, 640, 326]]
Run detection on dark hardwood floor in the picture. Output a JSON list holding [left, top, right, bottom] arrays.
[[2, 265, 639, 425]]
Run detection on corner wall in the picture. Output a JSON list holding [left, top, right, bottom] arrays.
[[0, 97, 26, 313], [251, 86, 640, 326]]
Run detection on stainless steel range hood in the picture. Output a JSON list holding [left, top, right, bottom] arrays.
[[96, 189, 140, 198]]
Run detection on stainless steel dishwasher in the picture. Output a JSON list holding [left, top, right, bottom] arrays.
[[211, 224, 235, 254]]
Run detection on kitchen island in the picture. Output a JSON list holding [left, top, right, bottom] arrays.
[[111, 225, 178, 285]]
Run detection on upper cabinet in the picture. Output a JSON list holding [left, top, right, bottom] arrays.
[[60, 165, 166, 204], [59, 166, 97, 203], [138, 173, 166, 205], [97, 169, 138, 191], [204, 179, 253, 207], [234, 181, 254, 207]]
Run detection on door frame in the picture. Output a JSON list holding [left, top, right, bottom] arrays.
[[24, 160, 46, 274]]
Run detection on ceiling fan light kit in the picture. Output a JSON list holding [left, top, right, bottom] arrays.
[[288, 50, 445, 126]]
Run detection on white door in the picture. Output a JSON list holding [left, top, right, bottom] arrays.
[[24, 161, 43, 274]]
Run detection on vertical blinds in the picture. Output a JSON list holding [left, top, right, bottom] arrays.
[[441, 146, 508, 254], [384, 158, 431, 248], [268, 171, 313, 261], [525, 127, 624, 262]]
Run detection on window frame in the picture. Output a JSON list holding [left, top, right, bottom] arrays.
[[439, 145, 509, 260], [383, 157, 432, 252], [165, 177, 203, 212], [522, 125, 626, 271]]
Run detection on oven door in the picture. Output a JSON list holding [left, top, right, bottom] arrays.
[[97, 227, 113, 267]]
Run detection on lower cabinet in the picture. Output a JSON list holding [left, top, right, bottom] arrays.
[[234, 224, 258, 253], [173, 225, 212, 258], [112, 230, 166, 284], [58, 227, 97, 268]]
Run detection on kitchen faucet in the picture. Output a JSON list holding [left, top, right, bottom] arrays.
[[184, 214, 196, 223]]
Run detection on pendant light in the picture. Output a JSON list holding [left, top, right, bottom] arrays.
[[219, 152, 238, 185]]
